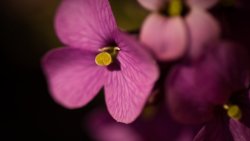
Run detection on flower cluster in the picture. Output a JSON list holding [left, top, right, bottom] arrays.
[[42, 0, 250, 140]]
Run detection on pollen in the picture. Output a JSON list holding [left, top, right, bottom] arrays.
[[223, 104, 242, 120], [95, 52, 113, 66], [168, 0, 182, 16]]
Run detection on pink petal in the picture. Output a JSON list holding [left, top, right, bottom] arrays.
[[104, 32, 159, 123], [42, 47, 106, 109], [137, 0, 168, 11], [186, 8, 220, 59], [140, 13, 188, 61], [86, 109, 142, 141], [55, 0, 117, 50], [229, 119, 250, 141], [187, 0, 219, 9]]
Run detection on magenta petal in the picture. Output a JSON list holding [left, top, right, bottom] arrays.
[[214, 42, 250, 90], [137, 0, 168, 11], [167, 64, 218, 124], [187, 0, 219, 9], [186, 8, 220, 59], [104, 33, 159, 123], [42, 47, 105, 109], [229, 119, 250, 141], [140, 14, 188, 61], [194, 116, 234, 141], [55, 0, 117, 49]]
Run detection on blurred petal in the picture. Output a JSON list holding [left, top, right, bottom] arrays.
[[167, 64, 220, 124], [186, 8, 220, 59], [187, 0, 219, 9], [194, 116, 234, 141], [105, 32, 159, 123], [176, 129, 197, 141], [93, 124, 141, 141], [140, 13, 188, 61], [55, 0, 117, 49], [213, 42, 250, 90], [229, 119, 250, 141], [42, 47, 105, 109], [87, 109, 142, 141], [137, 0, 168, 11]]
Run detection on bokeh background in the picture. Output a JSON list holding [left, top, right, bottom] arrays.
[[2, 0, 250, 141]]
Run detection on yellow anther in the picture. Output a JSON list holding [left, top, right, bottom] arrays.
[[95, 52, 113, 66], [99, 47, 120, 52], [223, 104, 242, 120], [223, 104, 229, 110], [168, 0, 182, 16]]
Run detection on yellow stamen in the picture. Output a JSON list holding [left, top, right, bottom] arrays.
[[168, 0, 182, 16], [95, 52, 113, 66], [223, 104, 229, 110], [95, 47, 120, 66], [223, 104, 242, 120]]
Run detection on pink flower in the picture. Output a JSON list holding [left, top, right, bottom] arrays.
[[42, 0, 159, 123], [138, 0, 220, 60]]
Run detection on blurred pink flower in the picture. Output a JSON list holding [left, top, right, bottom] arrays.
[[193, 86, 250, 141], [138, 0, 220, 61], [166, 41, 250, 140], [166, 41, 249, 124]]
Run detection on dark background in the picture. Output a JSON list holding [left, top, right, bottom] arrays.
[[1, 0, 250, 141], [1, 0, 147, 141]]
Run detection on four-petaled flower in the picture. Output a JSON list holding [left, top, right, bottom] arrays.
[[42, 0, 158, 123]]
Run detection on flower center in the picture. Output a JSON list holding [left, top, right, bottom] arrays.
[[95, 47, 120, 66], [223, 104, 242, 120], [168, 0, 183, 16]]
